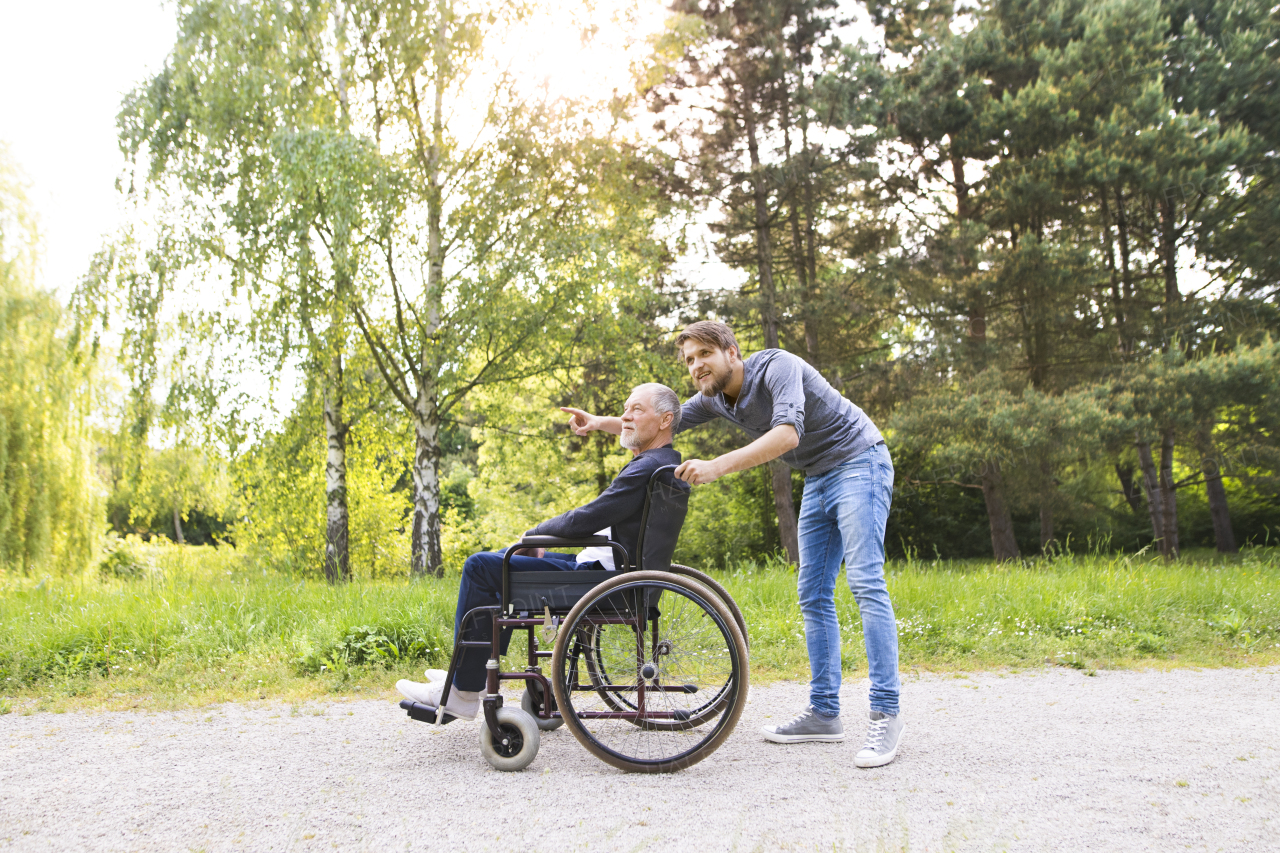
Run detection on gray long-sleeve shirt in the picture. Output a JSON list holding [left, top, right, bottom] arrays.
[[675, 349, 883, 477]]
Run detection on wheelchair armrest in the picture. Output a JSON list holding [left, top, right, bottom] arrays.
[[518, 535, 611, 548]]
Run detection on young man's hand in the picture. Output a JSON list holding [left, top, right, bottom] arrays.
[[674, 458, 724, 485]]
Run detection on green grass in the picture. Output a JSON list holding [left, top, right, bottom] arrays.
[[2, 543, 1277, 711]]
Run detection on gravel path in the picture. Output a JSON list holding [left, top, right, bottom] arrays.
[[1, 667, 1277, 852]]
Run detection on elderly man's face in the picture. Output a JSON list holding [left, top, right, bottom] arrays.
[[619, 388, 671, 450]]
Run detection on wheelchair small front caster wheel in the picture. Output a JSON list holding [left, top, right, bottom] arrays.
[[521, 684, 564, 731], [479, 707, 541, 771]]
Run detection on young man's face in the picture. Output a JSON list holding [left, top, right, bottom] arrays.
[[681, 339, 736, 397]]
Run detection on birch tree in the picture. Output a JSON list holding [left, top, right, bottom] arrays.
[[125, 0, 669, 577]]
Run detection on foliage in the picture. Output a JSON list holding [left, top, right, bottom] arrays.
[[96, 537, 153, 581], [0, 149, 99, 575]]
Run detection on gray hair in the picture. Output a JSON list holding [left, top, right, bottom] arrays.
[[635, 383, 682, 433]]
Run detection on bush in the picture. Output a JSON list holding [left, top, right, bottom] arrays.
[[96, 541, 151, 580]]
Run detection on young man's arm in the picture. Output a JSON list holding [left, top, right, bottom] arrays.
[[674, 424, 798, 484], [675, 354, 806, 485]]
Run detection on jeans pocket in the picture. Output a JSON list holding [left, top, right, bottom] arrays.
[[842, 463, 871, 480]]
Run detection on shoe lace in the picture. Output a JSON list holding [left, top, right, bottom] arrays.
[[781, 707, 819, 729], [862, 717, 889, 751]]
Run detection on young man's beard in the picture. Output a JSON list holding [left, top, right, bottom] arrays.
[[700, 364, 732, 397]]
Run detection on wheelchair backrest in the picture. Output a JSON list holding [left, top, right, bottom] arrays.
[[634, 464, 690, 571]]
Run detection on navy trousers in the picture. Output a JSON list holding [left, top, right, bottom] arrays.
[[452, 550, 600, 691]]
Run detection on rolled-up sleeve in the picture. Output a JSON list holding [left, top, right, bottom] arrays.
[[673, 394, 716, 436], [762, 354, 806, 442]]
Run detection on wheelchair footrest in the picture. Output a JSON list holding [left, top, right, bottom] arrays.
[[399, 699, 455, 725]]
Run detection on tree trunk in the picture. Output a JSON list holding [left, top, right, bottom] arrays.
[[411, 373, 444, 577], [409, 1, 446, 579], [769, 460, 800, 566], [323, 354, 350, 583], [980, 463, 1020, 561], [1196, 428, 1237, 554], [172, 505, 185, 545], [1115, 463, 1143, 514], [1039, 504, 1054, 553], [743, 95, 801, 561], [1158, 427, 1179, 559], [1135, 438, 1165, 551], [1038, 458, 1055, 554]]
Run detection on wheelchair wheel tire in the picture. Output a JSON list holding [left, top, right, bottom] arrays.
[[668, 564, 749, 649], [521, 684, 564, 731], [478, 707, 541, 772], [551, 571, 749, 773]]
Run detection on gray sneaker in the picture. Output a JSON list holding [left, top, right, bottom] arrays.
[[761, 707, 845, 744], [855, 710, 905, 767]]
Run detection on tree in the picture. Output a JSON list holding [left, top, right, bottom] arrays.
[[125, 0, 673, 577], [0, 148, 98, 574], [648, 0, 894, 564], [120, 0, 373, 581]]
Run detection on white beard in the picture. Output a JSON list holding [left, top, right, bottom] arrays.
[[619, 428, 639, 450]]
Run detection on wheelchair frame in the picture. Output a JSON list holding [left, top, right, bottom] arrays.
[[399, 464, 750, 772]]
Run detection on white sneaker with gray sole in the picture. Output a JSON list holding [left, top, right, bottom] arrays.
[[396, 678, 480, 721], [761, 707, 845, 743], [855, 710, 905, 767]]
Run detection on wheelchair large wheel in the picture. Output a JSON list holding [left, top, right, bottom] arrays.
[[578, 618, 735, 731], [668, 564, 749, 649], [578, 564, 746, 730], [551, 571, 749, 773]]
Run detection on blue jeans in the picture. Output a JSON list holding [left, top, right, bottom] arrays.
[[452, 550, 601, 691], [796, 443, 899, 717]]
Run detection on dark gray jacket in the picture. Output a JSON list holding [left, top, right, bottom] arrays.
[[528, 445, 682, 566]]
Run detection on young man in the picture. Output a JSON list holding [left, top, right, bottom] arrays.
[[397, 383, 683, 722], [562, 321, 903, 767]]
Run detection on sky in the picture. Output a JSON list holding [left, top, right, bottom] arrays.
[[0, 0, 679, 298], [0, 0, 176, 295]]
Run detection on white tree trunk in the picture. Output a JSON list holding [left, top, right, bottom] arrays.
[[323, 355, 350, 583], [411, 372, 443, 577]]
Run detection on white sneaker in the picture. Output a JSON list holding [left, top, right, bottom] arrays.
[[423, 669, 448, 682], [396, 678, 481, 721]]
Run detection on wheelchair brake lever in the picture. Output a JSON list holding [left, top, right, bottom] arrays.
[[540, 605, 559, 644]]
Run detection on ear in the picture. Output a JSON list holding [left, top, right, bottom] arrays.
[[659, 411, 674, 430]]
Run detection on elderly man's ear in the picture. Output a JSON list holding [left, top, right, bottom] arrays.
[[661, 412, 673, 430]]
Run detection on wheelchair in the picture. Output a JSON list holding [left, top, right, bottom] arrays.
[[399, 464, 750, 773]]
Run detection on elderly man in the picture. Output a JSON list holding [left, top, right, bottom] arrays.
[[396, 382, 683, 722]]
